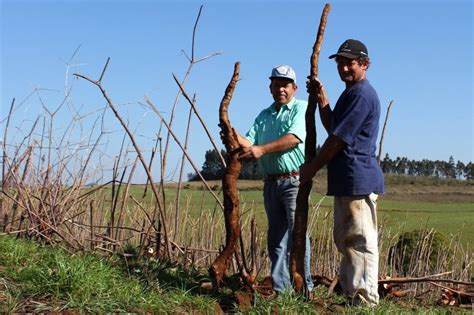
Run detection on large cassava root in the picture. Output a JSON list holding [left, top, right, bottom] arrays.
[[209, 62, 242, 288], [290, 3, 330, 295]]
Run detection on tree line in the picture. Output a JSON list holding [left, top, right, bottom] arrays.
[[380, 154, 473, 179], [188, 149, 473, 181]]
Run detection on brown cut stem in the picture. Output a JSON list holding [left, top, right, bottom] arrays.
[[290, 3, 330, 295], [209, 62, 242, 288]]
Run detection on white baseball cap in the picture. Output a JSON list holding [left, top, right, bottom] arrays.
[[269, 65, 296, 83]]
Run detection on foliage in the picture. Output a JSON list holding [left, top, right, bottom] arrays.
[[381, 154, 472, 179], [188, 149, 264, 181], [388, 228, 450, 276]]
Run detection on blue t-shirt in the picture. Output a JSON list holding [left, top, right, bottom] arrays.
[[328, 79, 384, 196]]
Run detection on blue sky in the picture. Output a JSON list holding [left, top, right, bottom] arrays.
[[1, 0, 472, 182]]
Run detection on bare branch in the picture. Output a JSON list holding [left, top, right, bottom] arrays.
[[73, 59, 171, 258], [191, 5, 203, 62], [98, 57, 110, 83], [172, 73, 226, 167], [143, 97, 224, 210], [378, 100, 394, 164]]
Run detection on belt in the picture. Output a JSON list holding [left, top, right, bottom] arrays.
[[265, 171, 300, 181]]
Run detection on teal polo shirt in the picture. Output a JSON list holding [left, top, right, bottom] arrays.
[[246, 97, 307, 176]]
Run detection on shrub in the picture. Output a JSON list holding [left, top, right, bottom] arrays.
[[388, 228, 450, 276]]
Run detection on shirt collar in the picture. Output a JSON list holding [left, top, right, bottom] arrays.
[[269, 97, 297, 113]]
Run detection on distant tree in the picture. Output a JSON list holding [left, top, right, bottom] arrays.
[[188, 148, 264, 181], [420, 159, 435, 177], [201, 149, 226, 180], [188, 149, 225, 181], [394, 156, 408, 175], [189, 149, 472, 181], [444, 156, 456, 178], [407, 159, 417, 175], [381, 153, 391, 173], [187, 171, 198, 181], [240, 159, 263, 180], [465, 162, 474, 180], [456, 160, 466, 179]]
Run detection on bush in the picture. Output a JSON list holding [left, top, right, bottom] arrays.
[[388, 228, 450, 276]]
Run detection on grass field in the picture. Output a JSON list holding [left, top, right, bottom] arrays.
[[0, 234, 465, 313], [149, 174, 474, 247], [1, 174, 472, 312]]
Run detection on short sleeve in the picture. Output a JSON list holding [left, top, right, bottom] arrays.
[[286, 102, 307, 143], [245, 114, 262, 145], [332, 94, 370, 146]]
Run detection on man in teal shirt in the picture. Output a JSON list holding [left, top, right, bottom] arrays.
[[238, 65, 313, 293]]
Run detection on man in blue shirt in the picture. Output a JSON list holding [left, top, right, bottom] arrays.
[[238, 65, 314, 294], [300, 39, 384, 305]]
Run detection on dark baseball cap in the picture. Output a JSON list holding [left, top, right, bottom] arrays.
[[329, 39, 369, 59]]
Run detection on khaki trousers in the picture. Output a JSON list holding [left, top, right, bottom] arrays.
[[334, 193, 379, 305]]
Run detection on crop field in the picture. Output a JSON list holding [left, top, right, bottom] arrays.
[[3, 174, 471, 313], [151, 176, 474, 248]]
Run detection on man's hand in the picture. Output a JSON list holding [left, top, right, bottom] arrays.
[[239, 145, 265, 160], [299, 160, 317, 186], [306, 77, 329, 106]]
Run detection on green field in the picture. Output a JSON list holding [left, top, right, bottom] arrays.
[[147, 177, 474, 248], [1, 175, 472, 313]]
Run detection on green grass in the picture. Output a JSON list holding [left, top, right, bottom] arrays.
[[153, 186, 473, 247], [0, 235, 216, 313], [378, 200, 473, 246], [99, 176, 473, 249], [1, 235, 465, 314]]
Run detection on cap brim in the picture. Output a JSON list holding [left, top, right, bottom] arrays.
[[269, 76, 295, 82], [328, 52, 361, 59]]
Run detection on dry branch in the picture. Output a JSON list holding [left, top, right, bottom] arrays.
[[379, 273, 474, 286], [378, 100, 394, 164], [290, 3, 330, 295], [143, 97, 224, 210], [429, 281, 474, 301], [209, 62, 242, 288], [74, 59, 171, 258], [2, 98, 15, 192], [172, 74, 226, 167], [175, 102, 194, 237], [161, 5, 222, 180]]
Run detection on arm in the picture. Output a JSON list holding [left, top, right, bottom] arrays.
[[239, 133, 300, 160], [318, 102, 332, 133], [299, 134, 346, 185], [307, 78, 332, 133]]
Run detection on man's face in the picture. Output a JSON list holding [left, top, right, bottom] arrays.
[[336, 56, 368, 85], [270, 78, 297, 105]]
